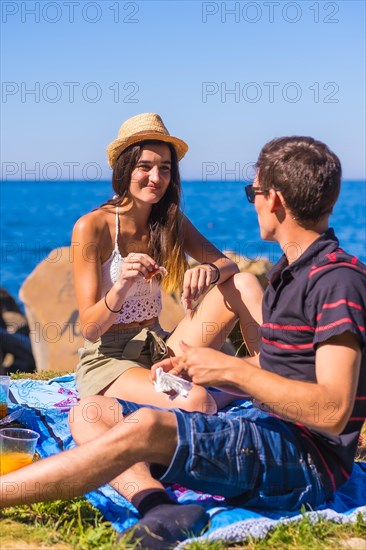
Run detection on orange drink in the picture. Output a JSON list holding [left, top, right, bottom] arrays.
[[0, 402, 7, 420], [0, 452, 33, 475], [0, 428, 39, 475]]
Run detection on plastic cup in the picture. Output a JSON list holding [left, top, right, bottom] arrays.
[[0, 376, 10, 420], [0, 428, 40, 475]]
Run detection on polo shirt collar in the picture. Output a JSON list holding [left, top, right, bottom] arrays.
[[266, 228, 339, 283]]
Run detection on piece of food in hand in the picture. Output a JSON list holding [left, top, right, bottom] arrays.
[[145, 266, 168, 280], [181, 297, 197, 313], [181, 297, 190, 312], [154, 367, 193, 398]]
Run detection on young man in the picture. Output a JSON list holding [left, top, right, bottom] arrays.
[[1, 137, 365, 550]]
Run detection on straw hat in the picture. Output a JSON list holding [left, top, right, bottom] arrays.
[[106, 113, 188, 168]]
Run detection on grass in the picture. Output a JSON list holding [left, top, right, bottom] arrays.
[[184, 511, 366, 549], [0, 499, 124, 549], [1, 501, 365, 549], [1, 371, 365, 549]]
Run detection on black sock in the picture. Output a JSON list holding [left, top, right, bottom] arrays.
[[125, 503, 209, 549], [137, 490, 178, 517]]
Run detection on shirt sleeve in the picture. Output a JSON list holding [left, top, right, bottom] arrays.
[[306, 266, 366, 348]]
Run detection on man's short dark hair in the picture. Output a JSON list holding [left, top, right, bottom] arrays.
[[255, 136, 342, 225]]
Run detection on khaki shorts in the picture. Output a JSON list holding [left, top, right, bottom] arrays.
[[76, 324, 169, 398]]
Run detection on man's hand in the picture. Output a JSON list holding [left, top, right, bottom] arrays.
[[150, 341, 226, 385], [151, 341, 260, 396], [177, 341, 230, 387], [150, 356, 183, 381]]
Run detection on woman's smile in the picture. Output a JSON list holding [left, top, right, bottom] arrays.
[[129, 143, 172, 204]]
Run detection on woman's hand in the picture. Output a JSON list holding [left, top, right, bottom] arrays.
[[181, 264, 219, 311], [118, 253, 161, 284]]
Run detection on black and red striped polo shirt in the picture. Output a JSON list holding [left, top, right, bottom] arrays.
[[260, 228, 366, 493]]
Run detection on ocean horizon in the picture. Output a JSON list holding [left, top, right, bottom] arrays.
[[1, 179, 365, 306]]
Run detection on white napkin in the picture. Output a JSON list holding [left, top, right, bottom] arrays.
[[154, 367, 193, 398]]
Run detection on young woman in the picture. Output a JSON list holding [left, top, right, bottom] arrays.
[[73, 113, 263, 413]]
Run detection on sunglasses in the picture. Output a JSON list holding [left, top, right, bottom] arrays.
[[245, 184, 266, 204]]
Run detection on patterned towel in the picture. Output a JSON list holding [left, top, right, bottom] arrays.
[[7, 375, 366, 547]]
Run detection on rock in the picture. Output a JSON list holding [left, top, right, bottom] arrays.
[[19, 248, 83, 373], [0, 288, 36, 375]]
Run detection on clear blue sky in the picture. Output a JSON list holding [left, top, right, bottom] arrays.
[[1, 0, 365, 181]]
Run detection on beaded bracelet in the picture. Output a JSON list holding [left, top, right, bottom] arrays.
[[201, 262, 220, 284], [104, 289, 122, 313]]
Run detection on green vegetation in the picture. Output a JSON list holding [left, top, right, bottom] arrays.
[[0, 499, 117, 549], [1, 501, 365, 549]]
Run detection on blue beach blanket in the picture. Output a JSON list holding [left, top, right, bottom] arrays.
[[7, 376, 366, 547]]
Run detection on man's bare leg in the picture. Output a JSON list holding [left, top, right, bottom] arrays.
[[0, 403, 176, 507], [69, 396, 167, 508], [1, 398, 209, 548]]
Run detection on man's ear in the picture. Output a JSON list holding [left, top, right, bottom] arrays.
[[268, 188, 284, 213]]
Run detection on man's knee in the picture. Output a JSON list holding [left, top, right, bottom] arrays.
[[125, 408, 175, 442], [127, 407, 160, 433], [124, 407, 178, 463]]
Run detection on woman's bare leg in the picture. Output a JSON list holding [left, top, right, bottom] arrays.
[[101, 272, 262, 414], [102, 368, 217, 414], [167, 272, 263, 356]]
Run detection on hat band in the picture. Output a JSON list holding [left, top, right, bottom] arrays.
[[128, 129, 169, 137]]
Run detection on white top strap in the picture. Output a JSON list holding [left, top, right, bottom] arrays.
[[114, 206, 120, 253]]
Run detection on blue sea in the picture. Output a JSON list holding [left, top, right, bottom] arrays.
[[1, 180, 365, 306]]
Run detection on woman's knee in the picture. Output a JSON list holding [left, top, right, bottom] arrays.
[[232, 272, 263, 322], [183, 387, 217, 415], [217, 272, 263, 309], [68, 395, 121, 437], [233, 271, 263, 296]]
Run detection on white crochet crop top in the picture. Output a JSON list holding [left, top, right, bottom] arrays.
[[100, 207, 162, 324]]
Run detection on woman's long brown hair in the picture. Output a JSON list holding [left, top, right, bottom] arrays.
[[100, 140, 188, 293]]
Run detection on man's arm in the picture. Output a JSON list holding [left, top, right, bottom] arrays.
[[175, 332, 361, 435]]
